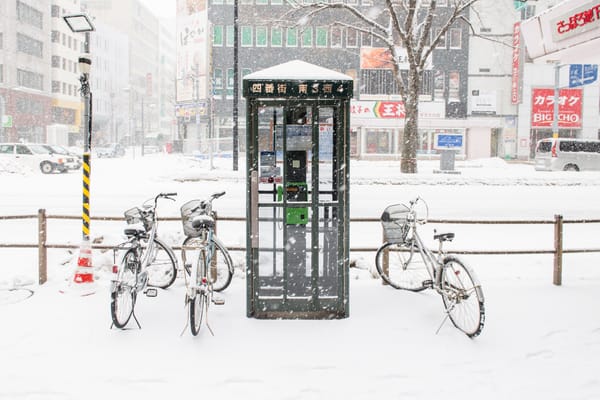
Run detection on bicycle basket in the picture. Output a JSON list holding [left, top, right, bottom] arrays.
[[380, 203, 411, 243], [180, 199, 207, 237], [124, 207, 153, 232]]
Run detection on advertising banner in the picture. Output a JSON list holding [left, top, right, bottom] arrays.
[[176, 0, 208, 103], [530, 88, 583, 128]]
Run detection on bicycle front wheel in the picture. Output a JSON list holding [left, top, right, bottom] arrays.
[[144, 238, 177, 289], [440, 257, 485, 338], [111, 249, 137, 329], [182, 236, 233, 292], [375, 241, 430, 291], [189, 249, 208, 336]]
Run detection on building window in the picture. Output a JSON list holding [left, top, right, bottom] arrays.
[[271, 0, 283, 4], [255, 0, 267, 4], [62, 82, 67, 94], [17, 33, 43, 58], [331, 27, 342, 48], [213, 68, 223, 96], [0, 65, 3, 83], [434, 70, 444, 100], [17, 69, 43, 91], [241, 26, 253, 47], [316, 27, 328, 47], [301, 27, 313, 47], [271, 27, 282, 47], [17, 0, 43, 29], [226, 25, 234, 47], [226, 68, 234, 97], [213, 25, 223, 46], [51, 30, 60, 43], [361, 31, 372, 47], [448, 71, 459, 101], [256, 26, 267, 47], [286, 27, 297, 47], [52, 81, 60, 93], [346, 28, 358, 48], [211, 0, 223, 4], [437, 0, 448, 6], [360, 69, 432, 97], [51, 55, 60, 68], [51, 5, 60, 17], [449, 28, 461, 49], [433, 28, 446, 49], [0, 33, 3, 49]]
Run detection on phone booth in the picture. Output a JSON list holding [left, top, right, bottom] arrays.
[[244, 60, 353, 319]]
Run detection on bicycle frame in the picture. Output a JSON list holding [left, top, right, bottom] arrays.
[[405, 225, 446, 292]]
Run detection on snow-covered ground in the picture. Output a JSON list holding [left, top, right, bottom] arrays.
[[1, 152, 599, 399]]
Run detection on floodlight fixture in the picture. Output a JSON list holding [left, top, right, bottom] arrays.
[[63, 14, 95, 33]]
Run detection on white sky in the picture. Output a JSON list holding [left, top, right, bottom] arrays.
[[140, 0, 177, 18]]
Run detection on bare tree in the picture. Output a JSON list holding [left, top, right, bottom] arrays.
[[283, 0, 477, 173]]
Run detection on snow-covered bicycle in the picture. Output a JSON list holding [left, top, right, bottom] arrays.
[[110, 192, 178, 329], [180, 191, 232, 336], [375, 197, 485, 338]]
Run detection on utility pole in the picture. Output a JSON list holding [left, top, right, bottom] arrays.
[[552, 62, 560, 139]]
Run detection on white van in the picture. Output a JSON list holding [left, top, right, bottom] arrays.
[[534, 138, 600, 171]]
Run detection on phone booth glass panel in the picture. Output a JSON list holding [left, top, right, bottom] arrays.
[[244, 61, 353, 319]]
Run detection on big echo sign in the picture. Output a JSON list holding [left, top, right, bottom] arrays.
[[530, 87, 583, 128]]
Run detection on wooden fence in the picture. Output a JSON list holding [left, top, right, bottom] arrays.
[[1, 211, 599, 286]]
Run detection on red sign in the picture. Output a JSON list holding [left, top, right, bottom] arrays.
[[351, 101, 406, 118], [511, 22, 521, 105], [555, 2, 600, 38], [530, 88, 583, 128]]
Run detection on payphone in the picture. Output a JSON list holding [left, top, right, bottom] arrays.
[[244, 60, 353, 319]]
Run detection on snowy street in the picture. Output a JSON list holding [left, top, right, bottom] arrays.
[[1, 153, 599, 399]]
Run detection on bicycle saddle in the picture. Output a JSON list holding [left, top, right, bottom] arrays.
[[192, 214, 215, 229], [124, 228, 146, 238], [433, 232, 455, 242]]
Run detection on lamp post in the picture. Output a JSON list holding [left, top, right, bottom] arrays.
[[233, 0, 239, 171], [552, 62, 561, 139], [63, 13, 96, 292]]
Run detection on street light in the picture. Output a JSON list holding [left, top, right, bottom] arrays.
[[63, 13, 96, 292]]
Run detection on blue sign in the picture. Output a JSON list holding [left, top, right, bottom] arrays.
[[569, 64, 598, 87], [436, 134, 463, 148]]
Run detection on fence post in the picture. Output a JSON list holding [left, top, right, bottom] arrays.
[[381, 228, 388, 285], [38, 209, 47, 285], [553, 214, 563, 286]]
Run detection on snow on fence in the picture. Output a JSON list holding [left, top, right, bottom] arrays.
[[1, 211, 599, 286]]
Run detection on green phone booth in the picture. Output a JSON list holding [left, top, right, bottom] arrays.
[[244, 60, 353, 319]]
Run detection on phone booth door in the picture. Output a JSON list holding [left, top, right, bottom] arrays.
[[247, 102, 347, 318]]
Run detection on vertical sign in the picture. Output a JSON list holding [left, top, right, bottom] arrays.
[[511, 22, 521, 104], [176, 0, 208, 103]]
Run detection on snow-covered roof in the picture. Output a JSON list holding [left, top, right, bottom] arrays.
[[244, 60, 353, 81]]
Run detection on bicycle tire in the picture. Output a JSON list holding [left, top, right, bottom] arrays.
[[111, 249, 137, 329], [375, 241, 430, 292], [440, 256, 485, 338], [182, 236, 233, 292], [144, 238, 177, 289], [190, 249, 207, 336]]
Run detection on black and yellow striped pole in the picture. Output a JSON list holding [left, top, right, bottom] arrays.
[[63, 14, 96, 292]]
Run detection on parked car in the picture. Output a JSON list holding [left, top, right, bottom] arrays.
[[0, 143, 73, 173], [96, 143, 125, 158], [535, 138, 600, 171], [42, 144, 82, 170]]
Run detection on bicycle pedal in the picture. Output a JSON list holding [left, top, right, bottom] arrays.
[[212, 298, 225, 306], [145, 288, 158, 297]]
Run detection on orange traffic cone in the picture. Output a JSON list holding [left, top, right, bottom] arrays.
[[60, 239, 97, 295]]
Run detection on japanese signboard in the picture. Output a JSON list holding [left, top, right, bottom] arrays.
[[176, 0, 208, 103], [530, 88, 583, 128], [551, 1, 600, 42], [350, 101, 445, 119], [434, 133, 463, 149], [243, 80, 352, 99], [569, 64, 598, 87], [511, 22, 522, 105]]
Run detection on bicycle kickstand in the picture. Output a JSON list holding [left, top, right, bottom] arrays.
[[205, 301, 215, 337]]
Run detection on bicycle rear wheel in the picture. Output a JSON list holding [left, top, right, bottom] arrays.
[[182, 236, 233, 292], [189, 249, 207, 336], [440, 256, 485, 338], [375, 241, 430, 291], [111, 249, 137, 329], [144, 238, 177, 289]]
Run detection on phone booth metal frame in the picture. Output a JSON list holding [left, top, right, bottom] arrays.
[[244, 60, 353, 319]]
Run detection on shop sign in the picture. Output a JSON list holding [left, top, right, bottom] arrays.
[[569, 64, 598, 87], [434, 133, 463, 149], [552, 1, 600, 42], [471, 91, 497, 115], [511, 22, 521, 105], [530, 88, 583, 128], [351, 101, 444, 119]]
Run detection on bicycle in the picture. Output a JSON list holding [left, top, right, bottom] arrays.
[[375, 197, 485, 338], [110, 192, 179, 329], [180, 191, 233, 336]]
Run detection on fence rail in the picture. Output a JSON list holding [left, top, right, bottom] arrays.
[[1, 211, 599, 286]]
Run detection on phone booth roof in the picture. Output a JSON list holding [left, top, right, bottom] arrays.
[[243, 60, 353, 100]]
